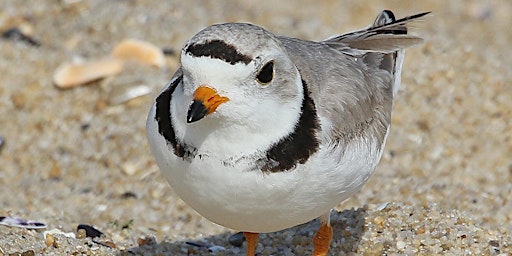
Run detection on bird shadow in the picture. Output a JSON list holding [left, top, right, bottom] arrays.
[[120, 207, 368, 256]]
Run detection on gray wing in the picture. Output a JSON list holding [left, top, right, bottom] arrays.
[[279, 10, 427, 146]]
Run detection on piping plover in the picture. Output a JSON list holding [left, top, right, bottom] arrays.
[[147, 10, 427, 255]]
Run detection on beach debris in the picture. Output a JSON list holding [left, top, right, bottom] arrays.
[[107, 81, 151, 105], [0, 216, 47, 229], [43, 228, 76, 249], [137, 236, 157, 247], [18, 250, 35, 256], [76, 224, 103, 239], [1, 27, 40, 46], [48, 162, 62, 180], [76, 228, 87, 239], [111, 38, 166, 68], [44, 233, 57, 247], [375, 202, 391, 211], [120, 191, 138, 199], [54, 38, 168, 89], [100, 240, 117, 249], [43, 228, 76, 239], [53, 58, 124, 88]]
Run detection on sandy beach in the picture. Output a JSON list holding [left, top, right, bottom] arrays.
[[0, 0, 511, 255]]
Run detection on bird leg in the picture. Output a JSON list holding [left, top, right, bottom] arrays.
[[313, 212, 333, 256], [243, 232, 259, 256]]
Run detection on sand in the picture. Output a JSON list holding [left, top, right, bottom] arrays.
[[0, 0, 511, 255]]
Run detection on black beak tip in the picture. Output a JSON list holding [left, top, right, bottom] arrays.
[[187, 100, 208, 123]]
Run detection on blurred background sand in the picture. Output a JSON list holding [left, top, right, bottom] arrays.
[[0, 0, 511, 255]]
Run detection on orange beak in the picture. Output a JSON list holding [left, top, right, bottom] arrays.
[[187, 85, 229, 123]]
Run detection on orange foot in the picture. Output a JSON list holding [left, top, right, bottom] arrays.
[[243, 232, 259, 256], [313, 215, 333, 256]]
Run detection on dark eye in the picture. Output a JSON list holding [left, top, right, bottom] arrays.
[[256, 61, 274, 85]]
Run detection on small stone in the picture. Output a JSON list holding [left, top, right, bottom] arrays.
[[20, 250, 36, 256], [44, 234, 55, 247], [76, 228, 86, 239], [488, 240, 500, 247], [373, 216, 385, 228], [416, 226, 426, 235], [48, 162, 61, 180], [368, 242, 385, 254], [102, 241, 117, 249], [396, 240, 406, 250], [121, 162, 138, 176], [228, 232, 245, 247], [137, 236, 156, 246], [10, 92, 25, 109]]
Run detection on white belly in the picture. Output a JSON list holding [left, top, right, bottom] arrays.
[[148, 117, 387, 233]]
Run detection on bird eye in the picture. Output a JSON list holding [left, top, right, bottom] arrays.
[[256, 61, 274, 85]]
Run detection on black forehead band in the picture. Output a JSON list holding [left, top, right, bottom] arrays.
[[185, 39, 252, 65]]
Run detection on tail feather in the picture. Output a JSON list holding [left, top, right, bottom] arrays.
[[324, 10, 429, 97], [323, 10, 428, 53]]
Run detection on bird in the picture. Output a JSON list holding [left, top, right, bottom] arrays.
[[146, 10, 428, 256]]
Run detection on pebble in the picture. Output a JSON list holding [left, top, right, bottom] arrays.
[[120, 161, 139, 176], [10, 92, 25, 109], [53, 58, 124, 88], [48, 162, 61, 180], [137, 236, 156, 246], [111, 38, 166, 68], [44, 234, 55, 247], [227, 232, 245, 247], [76, 228, 87, 239], [415, 226, 426, 235], [373, 216, 385, 228], [396, 240, 406, 250], [0, 136, 4, 152], [20, 250, 35, 256]]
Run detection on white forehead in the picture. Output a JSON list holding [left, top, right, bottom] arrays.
[[180, 53, 255, 88]]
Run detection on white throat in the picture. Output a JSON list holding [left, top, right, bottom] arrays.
[[171, 67, 304, 162]]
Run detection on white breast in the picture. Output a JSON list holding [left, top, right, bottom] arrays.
[[147, 104, 389, 233]]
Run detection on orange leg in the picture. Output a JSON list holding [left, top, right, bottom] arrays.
[[313, 213, 333, 256], [243, 232, 259, 256]]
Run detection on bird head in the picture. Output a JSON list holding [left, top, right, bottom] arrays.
[[178, 23, 304, 130]]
